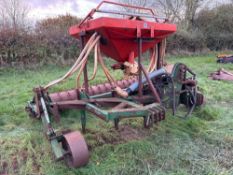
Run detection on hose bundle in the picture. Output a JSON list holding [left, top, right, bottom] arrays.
[[44, 32, 100, 89], [147, 39, 166, 73], [44, 32, 167, 97], [44, 32, 117, 92]]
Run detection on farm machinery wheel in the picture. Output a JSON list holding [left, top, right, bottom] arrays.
[[62, 131, 89, 168]]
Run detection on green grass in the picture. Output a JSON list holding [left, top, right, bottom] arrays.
[[1, 55, 233, 175]]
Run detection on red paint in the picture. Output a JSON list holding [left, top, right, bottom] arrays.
[[69, 2, 177, 63]]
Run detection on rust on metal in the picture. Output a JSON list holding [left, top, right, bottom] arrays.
[[62, 131, 89, 168], [25, 0, 205, 169], [209, 68, 233, 81], [49, 78, 137, 102]]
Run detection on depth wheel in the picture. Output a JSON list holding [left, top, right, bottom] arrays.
[[62, 131, 89, 168]]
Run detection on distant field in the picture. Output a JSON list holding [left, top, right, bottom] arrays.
[[1, 55, 233, 175]]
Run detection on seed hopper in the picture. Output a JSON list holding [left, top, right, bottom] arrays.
[[26, 1, 204, 168]]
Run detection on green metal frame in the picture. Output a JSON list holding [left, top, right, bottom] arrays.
[[26, 62, 202, 162]]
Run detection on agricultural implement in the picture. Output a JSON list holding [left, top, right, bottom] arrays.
[[217, 54, 233, 63], [26, 1, 204, 168], [209, 68, 233, 81]]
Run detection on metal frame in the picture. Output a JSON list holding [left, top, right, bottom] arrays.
[[79, 0, 165, 27], [26, 60, 203, 168], [25, 0, 204, 168], [26, 28, 203, 166]]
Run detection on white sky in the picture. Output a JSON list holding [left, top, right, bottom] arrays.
[[26, 0, 232, 21], [27, 0, 101, 20]]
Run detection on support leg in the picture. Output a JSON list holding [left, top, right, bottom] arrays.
[[157, 42, 162, 69], [81, 35, 89, 94], [138, 38, 143, 98], [80, 111, 87, 133], [114, 118, 120, 130]]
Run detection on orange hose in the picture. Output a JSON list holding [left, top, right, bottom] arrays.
[[76, 36, 101, 87], [44, 32, 99, 89], [97, 42, 115, 84], [88, 43, 98, 81]]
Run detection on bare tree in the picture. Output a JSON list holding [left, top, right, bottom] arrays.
[[118, 0, 153, 14], [153, 0, 185, 23], [118, 0, 184, 23], [117, 0, 212, 27], [184, 0, 204, 30], [0, 0, 29, 30], [0, 2, 7, 28]]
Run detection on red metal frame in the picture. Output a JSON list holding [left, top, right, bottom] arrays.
[[69, 1, 176, 64], [25, 1, 205, 168], [95, 1, 156, 15], [78, 0, 157, 27], [69, 17, 176, 63], [69, 0, 176, 97]]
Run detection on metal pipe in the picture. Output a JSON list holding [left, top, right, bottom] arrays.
[[95, 1, 156, 15], [81, 35, 89, 94], [138, 38, 143, 98], [79, 0, 159, 27], [95, 9, 166, 20], [157, 42, 161, 69], [140, 64, 161, 103], [126, 68, 166, 94]]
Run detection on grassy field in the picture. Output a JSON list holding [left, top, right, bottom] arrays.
[[1, 55, 233, 175]]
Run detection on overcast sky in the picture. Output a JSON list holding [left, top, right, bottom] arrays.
[[27, 0, 102, 20], [27, 0, 232, 20]]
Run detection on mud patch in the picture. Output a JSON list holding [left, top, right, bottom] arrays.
[[217, 147, 233, 169], [118, 125, 151, 141], [86, 125, 152, 149], [0, 142, 41, 175]]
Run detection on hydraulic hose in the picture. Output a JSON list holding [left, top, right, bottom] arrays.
[[44, 32, 99, 89]]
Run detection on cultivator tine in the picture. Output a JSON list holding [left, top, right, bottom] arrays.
[[145, 105, 166, 128]]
